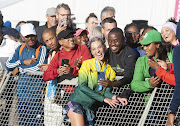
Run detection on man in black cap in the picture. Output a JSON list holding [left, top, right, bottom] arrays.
[[43, 29, 91, 81]]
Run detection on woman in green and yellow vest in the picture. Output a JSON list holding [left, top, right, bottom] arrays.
[[63, 37, 128, 126]]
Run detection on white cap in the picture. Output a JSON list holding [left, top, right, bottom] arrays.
[[20, 23, 36, 37]]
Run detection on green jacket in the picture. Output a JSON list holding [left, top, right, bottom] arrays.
[[167, 46, 173, 63], [130, 56, 157, 104], [68, 58, 116, 109], [130, 56, 156, 93]]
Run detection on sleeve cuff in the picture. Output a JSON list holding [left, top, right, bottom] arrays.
[[166, 63, 171, 71], [146, 79, 154, 89], [20, 59, 24, 64], [155, 66, 160, 74], [100, 96, 106, 102], [18, 67, 24, 73], [168, 108, 176, 115]]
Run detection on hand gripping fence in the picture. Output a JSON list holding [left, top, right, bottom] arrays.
[[0, 69, 180, 126]]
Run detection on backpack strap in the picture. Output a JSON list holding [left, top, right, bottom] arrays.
[[35, 44, 42, 58], [19, 43, 26, 57], [19, 43, 42, 58]]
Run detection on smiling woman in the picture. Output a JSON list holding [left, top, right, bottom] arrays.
[[63, 37, 128, 126], [131, 30, 167, 94], [161, 18, 179, 63]]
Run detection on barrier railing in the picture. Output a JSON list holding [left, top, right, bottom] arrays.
[[0, 70, 178, 126], [94, 84, 152, 126], [142, 82, 180, 126]]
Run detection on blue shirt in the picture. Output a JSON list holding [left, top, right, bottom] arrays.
[[6, 43, 47, 73]]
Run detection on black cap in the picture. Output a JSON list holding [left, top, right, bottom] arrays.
[[2, 27, 20, 39], [57, 29, 75, 40]]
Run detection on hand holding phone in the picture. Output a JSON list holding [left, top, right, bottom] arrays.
[[147, 59, 159, 70], [56, 20, 68, 35], [61, 59, 69, 66], [60, 59, 71, 74], [59, 19, 67, 27]]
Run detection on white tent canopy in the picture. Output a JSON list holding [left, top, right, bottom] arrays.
[[0, 0, 176, 31]]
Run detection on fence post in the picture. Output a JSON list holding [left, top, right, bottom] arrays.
[[0, 71, 10, 95], [138, 87, 157, 126]]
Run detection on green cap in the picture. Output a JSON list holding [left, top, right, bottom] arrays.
[[139, 30, 163, 45]]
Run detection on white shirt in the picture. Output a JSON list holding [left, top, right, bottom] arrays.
[[0, 38, 21, 58]]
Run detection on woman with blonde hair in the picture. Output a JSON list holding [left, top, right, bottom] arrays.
[[63, 37, 127, 126]]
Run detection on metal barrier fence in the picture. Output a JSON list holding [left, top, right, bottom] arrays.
[[142, 82, 180, 126], [0, 71, 178, 126]]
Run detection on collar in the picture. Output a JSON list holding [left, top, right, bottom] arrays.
[[172, 39, 179, 47]]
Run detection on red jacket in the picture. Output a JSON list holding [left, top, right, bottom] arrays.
[[43, 45, 91, 81], [156, 63, 175, 86]]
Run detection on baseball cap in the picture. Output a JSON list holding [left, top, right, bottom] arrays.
[[2, 27, 20, 39], [46, 7, 56, 16], [20, 23, 36, 37], [139, 30, 162, 45], [74, 29, 89, 36], [57, 29, 75, 40]]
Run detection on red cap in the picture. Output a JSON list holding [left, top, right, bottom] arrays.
[[74, 29, 89, 36]]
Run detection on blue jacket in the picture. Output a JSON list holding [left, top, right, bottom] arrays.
[[169, 45, 180, 114], [6, 43, 47, 73]]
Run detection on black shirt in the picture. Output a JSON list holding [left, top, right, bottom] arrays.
[[107, 46, 139, 86]]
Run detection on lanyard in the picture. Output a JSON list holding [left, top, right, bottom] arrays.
[[96, 60, 107, 91], [95, 60, 107, 74]]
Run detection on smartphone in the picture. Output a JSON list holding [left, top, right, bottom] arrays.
[[98, 72, 105, 91], [59, 19, 67, 26], [148, 56, 152, 59], [61, 59, 69, 66], [153, 73, 157, 78], [59, 20, 63, 26]]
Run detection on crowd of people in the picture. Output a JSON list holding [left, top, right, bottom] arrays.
[[0, 3, 180, 126]]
